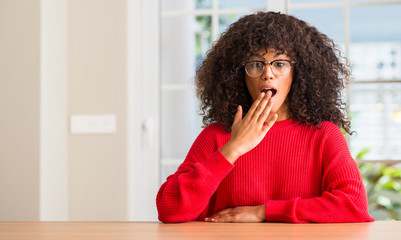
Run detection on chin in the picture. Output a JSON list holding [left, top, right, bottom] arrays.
[[272, 100, 285, 114]]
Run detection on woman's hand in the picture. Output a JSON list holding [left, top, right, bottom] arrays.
[[220, 91, 277, 164], [204, 205, 266, 223]]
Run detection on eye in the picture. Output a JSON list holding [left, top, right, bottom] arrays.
[[273, 61, 288, 68], [248, 61, 264, 68]]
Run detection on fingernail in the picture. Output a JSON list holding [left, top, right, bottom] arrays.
[[205, 218, 209, 221], [211, 218, 215, 222]]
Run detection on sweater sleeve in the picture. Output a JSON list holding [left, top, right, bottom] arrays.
[[264, 123, 375, 223], [156, 124, 234, 223]]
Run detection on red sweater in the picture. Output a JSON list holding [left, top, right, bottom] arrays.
[[156, 119, 374, 223]]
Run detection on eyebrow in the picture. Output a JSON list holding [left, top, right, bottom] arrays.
[[273, 52, 287, 57]]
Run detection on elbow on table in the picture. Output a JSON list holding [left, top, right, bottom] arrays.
[[158, 212, 198, 223], [345, 197, 375, 223], [156, 202, 200, 223], [327, 203, 375, 223], [348, 208, 375, 223], [158, 216, 182, 223], [156, 197, 202, 223]]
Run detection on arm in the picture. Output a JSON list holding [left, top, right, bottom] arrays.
[[156, 126, 234, 223], [264, 125, 374, 223], [157, 91, 277, 223]]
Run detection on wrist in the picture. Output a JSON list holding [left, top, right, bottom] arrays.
[[220, 141, 242, 164], [257, 204, 266, 222]]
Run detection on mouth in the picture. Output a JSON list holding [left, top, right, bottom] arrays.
[[260, 88, 277, 97]]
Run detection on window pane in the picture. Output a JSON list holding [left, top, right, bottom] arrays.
[[162, 0, 212, 11], [350, 42, 401, 81], [195, 16, 212, 68], [350, 5, 401, 43], [350, 0, 399, 2], [350, 5, 401, 81], [290, 0, 342, 3], [290, 8, 345, 45], [349, 83, 401, 160], [196, 0, 212, 9], [219, 0, 266, 9], [161, 90, 203, 159], [219, 13, 245, 35], [162, 16, 211, 84], [161, 161, 181, 183]]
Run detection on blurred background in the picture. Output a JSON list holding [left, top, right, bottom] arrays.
[[1, 0, 400, 222]]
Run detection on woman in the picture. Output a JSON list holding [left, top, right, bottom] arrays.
[[156, 11, 374, 223]]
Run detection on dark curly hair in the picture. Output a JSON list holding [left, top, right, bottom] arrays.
[[195, 11, 352, 134]]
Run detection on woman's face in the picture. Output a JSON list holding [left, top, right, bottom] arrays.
[[245, 47, 294, 121]]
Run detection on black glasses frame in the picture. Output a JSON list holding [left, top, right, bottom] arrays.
[[244, 59, 296, 77]]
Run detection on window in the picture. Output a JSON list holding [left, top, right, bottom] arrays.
[[348, 3, 401, 160], [289, 0, 401, 160], [160, 0, 401, 184]]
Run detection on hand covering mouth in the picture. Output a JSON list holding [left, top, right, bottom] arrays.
[[260, 88, 277, 97]]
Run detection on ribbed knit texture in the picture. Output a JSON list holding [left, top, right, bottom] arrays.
[[156, 118, 375, 223]]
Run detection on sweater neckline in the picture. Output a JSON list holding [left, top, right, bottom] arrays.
[[268, 118, 298, 132]]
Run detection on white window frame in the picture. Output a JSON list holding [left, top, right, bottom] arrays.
[[127, 0, 160, 221]]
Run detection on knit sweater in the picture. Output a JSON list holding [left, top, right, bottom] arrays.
[[156, 118, 374, 223]]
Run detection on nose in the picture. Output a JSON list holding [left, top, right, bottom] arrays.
[[262, 63, 275, 80]]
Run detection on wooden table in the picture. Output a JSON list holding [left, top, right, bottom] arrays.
[[0, 221, 400, 240]]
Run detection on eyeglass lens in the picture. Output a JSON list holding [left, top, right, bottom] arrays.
[[245, 61, 291, 77]]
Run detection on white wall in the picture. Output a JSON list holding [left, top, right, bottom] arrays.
[[0, 0, 41, 221], [0, 0, 144, 221], [68, 0, 128, 221]]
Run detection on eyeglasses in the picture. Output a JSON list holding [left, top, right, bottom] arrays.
[[244, 60, 295, 77]]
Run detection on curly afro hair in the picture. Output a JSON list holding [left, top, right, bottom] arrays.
[[195, 11, 352, 134]]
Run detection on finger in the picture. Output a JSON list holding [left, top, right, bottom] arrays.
[[206, 213, 220, 222], [216, 208, 232, 214], [209, 210, 229, 219], [205, 217, 218, 222], [212, 214, 232, 223], [257, 93, 274, 123], [264, 111, 276, 123], [253, 91, 272, 122], [207, 210, 230, 222], [232, 105, 243, 126], [262, 113, 278, 132], [244, 92, 265, 121], [210, 215, 222, 222]]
